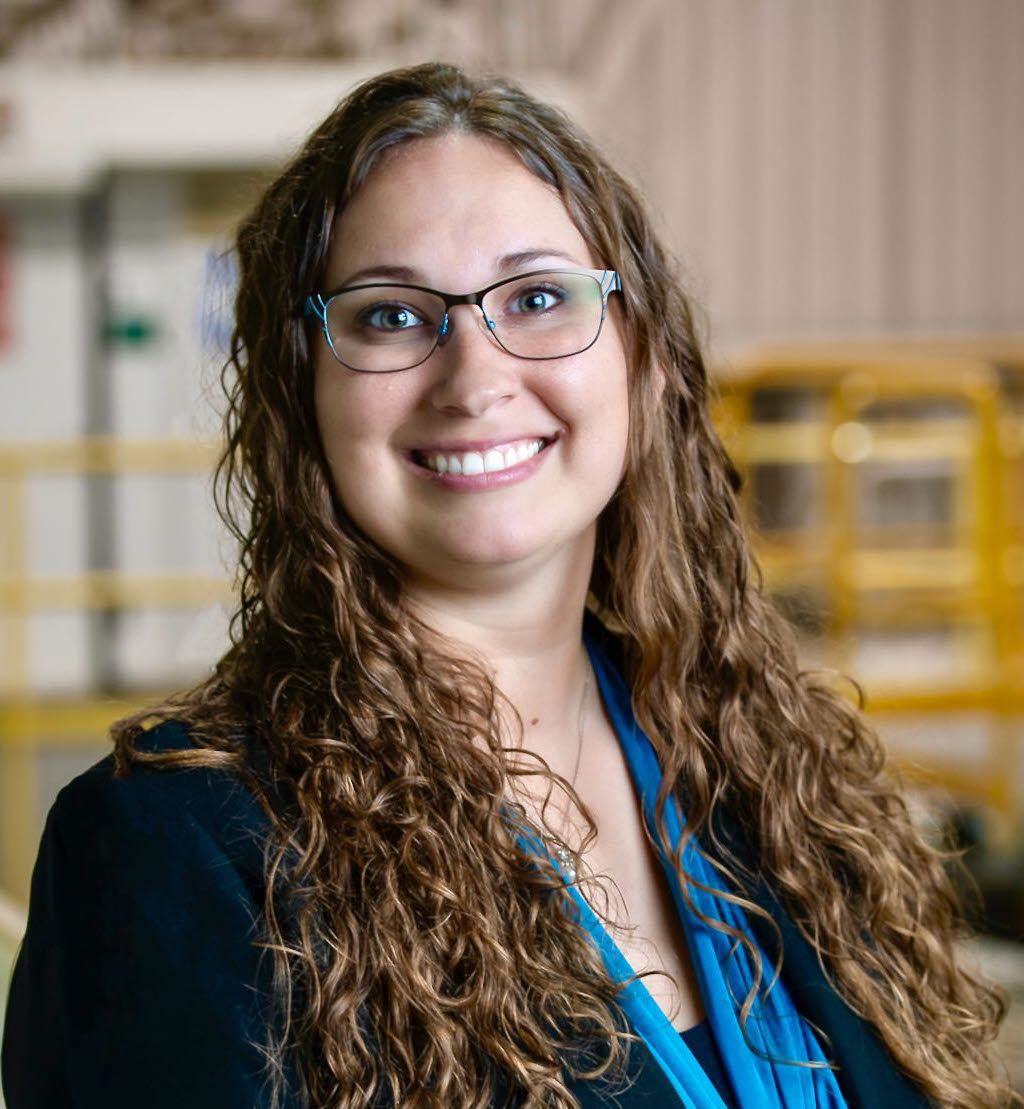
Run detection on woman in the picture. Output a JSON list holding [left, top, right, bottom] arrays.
[[2, 63, 1016, 1109]]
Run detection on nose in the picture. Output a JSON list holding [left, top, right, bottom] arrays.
[[428, 304, 520, 417]]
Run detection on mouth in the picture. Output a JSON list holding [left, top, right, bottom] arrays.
[[408, 435, 557, 477]]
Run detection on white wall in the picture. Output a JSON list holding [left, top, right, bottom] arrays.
[[0, 197, 92, 692], [1, 173, 233, 694]]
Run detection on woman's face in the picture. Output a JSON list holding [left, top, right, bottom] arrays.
[[312, 133, 630, 590]]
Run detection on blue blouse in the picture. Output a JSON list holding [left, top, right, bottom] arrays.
[[510, 611, 851, 1108]]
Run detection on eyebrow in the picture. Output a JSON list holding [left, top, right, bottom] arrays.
[[335, 248, 586, 289]]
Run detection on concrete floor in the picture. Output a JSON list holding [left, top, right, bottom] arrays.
[[965, 935, 1024, 1097], [0, 932, 16, 1109]]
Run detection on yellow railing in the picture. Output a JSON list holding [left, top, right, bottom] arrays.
[[0, 437, 229, 905], [716, 339, 1024, 832]]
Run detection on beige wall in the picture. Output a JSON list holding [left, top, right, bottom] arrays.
[[494, 0, 1023, 354], [4, 1, 1018, 354]]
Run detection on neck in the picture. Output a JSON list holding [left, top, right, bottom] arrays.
[[402, 541, 596, 783]]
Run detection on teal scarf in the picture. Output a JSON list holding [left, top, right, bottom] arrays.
[[513, 618, 849, 1108]]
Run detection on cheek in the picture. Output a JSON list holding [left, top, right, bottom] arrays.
[[560, 363, 630, 494], [610, 390, 632, 487], [314, 365, 403, 462], [313, 369, 392, 517], [596, 347, 631, 454]]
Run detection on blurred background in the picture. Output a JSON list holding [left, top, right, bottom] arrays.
[[0, 0, 1022, 1098]]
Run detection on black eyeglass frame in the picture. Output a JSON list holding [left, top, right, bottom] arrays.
[[302, 267, 623, 374]]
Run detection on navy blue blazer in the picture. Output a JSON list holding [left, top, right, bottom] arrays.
[[2, 718, 933, 1108]]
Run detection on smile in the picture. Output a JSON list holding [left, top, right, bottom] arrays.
[[405, 436, 557, 490], [417, 437, 548, 475]]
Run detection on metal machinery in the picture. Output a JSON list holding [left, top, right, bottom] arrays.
[[713, 339, 1024, 841]]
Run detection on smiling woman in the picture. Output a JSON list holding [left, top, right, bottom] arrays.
[[1, 62, 1018, 1109], [311, 134, 630, 580]]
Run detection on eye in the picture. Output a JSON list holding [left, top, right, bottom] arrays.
[[359, 302, 427, 332], [510, 284, 565, 314]]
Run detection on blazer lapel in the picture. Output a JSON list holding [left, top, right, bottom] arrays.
[[706, 803, 935, 1109]]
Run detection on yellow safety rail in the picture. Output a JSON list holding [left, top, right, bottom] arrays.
[[714, 338, 1024, 832], [0, 437, 229, 905]]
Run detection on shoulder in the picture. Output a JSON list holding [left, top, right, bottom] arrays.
[[51, 719, 273, 890], [30, 717, 279, 990], [5, 721, 298, 1108]]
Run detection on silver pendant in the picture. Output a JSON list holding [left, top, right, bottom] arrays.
[[553, 843, 576, 882]]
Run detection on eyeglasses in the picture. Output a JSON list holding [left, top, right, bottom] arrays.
[[303, 268, 623, 374]]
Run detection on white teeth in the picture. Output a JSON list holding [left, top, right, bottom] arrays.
[[423, 438, 546, 476]]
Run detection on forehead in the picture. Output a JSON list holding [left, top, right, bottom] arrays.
[[324, 133, 596, 287]]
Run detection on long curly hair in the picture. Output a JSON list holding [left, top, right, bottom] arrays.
[[111, 62, 1018, 1108]]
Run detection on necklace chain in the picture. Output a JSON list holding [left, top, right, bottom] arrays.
[[568, 655, 590, 789], [551, 655, 592, 882]]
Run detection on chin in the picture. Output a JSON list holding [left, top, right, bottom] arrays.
[[439, 534, 548, 568], [400, 518, 557, 570]]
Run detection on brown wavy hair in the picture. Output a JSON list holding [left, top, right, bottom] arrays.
[[111, 62, 1018, 1108]]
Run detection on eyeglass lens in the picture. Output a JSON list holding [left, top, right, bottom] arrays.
[[323, 271, 607, 372]]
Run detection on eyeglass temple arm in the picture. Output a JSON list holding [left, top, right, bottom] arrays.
[[303, 294, 328, 323]]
